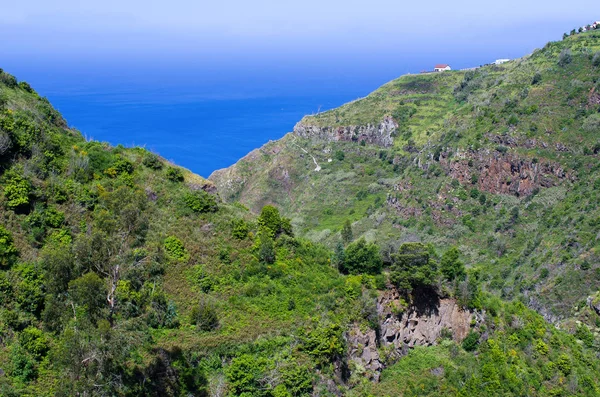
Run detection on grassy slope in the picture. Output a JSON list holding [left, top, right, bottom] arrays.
[[211, 31, 600, 325]]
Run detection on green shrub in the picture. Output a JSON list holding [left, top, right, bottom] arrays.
[[19, 327, 49, 359], [225, 354, 270, 396], [232, 219, 249, 239], [184, 190, 218, 213], [592, 52, 600, 67], [0, 224, 18, 267], [583, 114, 600, 133], [440, 246, 466, 281], [258, 229, 276, 264], [166, 166, 184, 182], [3, 167, 32, 210], [164, 236, 187, 260], [142, 153, 163, 169], [558, 49, 572, 66], [532, 72, 542, 85], [44, 207, 65, 228], [462, 331, 480, 351], [334, 150, 345, 161], [190, 300, 219, 331], [340, 238, 382, 275], [301, 323, 344, 363]]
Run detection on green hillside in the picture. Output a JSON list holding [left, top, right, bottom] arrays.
[[211, 30, 600, 325], [2, 29, 600, 397]]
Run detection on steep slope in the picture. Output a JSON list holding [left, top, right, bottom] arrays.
[[211, 30, 600, 327], [0, 68, 357, 396]]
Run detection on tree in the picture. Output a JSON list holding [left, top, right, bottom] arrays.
[[332, 241, 345, 271], [258, 229, 276, 264], [341, 238, 382, 275], [440, 247, 466, 281], [258, 205, 293, 237], [390, 242, 438, 291], [68, 272, 107, 322], [341, 219, 353, 244]]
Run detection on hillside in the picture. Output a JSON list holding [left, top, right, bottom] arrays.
[[2, 30, 600, 397], [211, 30, 600, 326]]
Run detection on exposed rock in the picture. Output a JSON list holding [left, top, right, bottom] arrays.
[[587, 294, 600, 316], [293, 116, 397, 147], [589, 87, 600, 106], [346, 325, 383, 381], [378, 289, 473, 352], [441, 151, 572, 196]]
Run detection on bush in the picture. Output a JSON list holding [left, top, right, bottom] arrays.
[[164, 236, 187, 260], [184, 190, 218, 213], [558, 49, 572, 67], [0, 225, 18, 267], [583, 114, 600, 133], [232, 219, 249, 239], [340, 238, 382, 275], [257, 229, 276, 264], [3, 167, 32, 210], [531, 72, 542, 85], [593, 52, 600, 67], [190, 300, 219, 331], [166, 166, 184, 182], [462, 331, 480, 351], [334, 150, 345, 161], [19, 327, 49, 359], [142, 153, 163, 169]]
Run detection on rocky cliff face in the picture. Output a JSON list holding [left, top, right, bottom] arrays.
[[440, 150, 572, 197], [347, 289, 476, 383], [293, 116, 397, 147], [378, 290, 473, 349]]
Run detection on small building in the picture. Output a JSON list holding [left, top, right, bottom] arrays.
[[494, 59, 510, 65], [434, 64, 451, 72]]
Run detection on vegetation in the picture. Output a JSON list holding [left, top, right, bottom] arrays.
[[4, 28, 600, 396]]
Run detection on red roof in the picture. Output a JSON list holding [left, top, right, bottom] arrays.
[[435, 64, 449, 69]]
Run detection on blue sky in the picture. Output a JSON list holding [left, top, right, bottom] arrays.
[[1, 1, 597, 60]]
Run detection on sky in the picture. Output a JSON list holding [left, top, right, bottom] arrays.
[[1, 1, 597, 62]]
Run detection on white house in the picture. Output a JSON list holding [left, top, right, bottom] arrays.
[[434, 64, 451, 72], [494, 59, 510, 65]]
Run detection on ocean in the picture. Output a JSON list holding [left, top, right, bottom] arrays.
[[12, 62, 395, 178]]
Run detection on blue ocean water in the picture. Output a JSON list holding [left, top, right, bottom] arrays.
[[48, 90, 356, 178], [20, 64, 393, 178]]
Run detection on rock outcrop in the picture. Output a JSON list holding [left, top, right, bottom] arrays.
[[346, 325, 383, 381], [378, 289, 473, 350], [440, 151, 571, 197], [346, 288, 476, 383], [293, 116, 396, 147]]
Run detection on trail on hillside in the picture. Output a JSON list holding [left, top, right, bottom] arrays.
[[290, 138, 321, 171]]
